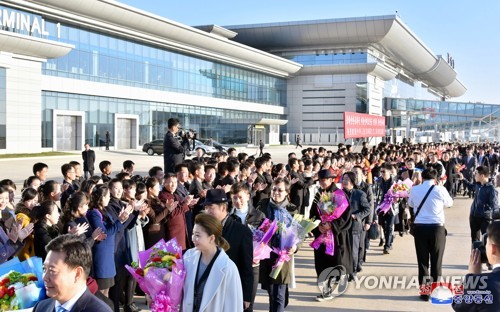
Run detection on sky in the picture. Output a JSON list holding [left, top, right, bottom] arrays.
[[119, 0, 500, 104]]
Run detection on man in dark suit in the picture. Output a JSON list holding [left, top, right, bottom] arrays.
[[452, 221, 500, 312], [33, 234, 112, 312], [81, 143, 95, 179], [462, 147, 478, 197], [163, 118, 184, 174], [477, 148, 490, 172], [204, 189, 253, 311]]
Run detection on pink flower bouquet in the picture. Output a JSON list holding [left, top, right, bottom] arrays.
[[269, 221, 301, 279], [125, 238, 186, 312], [251, 219, 278, 263], [309, 189, 349, 256], [376, 181, 411, 215]]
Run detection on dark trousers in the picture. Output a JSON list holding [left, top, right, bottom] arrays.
[[267, 284, 287, 312], [84, 170, 94, 179], [379, 213, 395, 250], [356, 230, 367, 271], [109, 266, 129, 312], [413, 225, 446, 285], [351, 230, 362, 272], [362, 227, 370, 263], [245, 265, 260, 312], [470, 215, 490, 243]]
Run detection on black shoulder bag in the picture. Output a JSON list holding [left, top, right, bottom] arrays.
[[409, 185, 434, 236]]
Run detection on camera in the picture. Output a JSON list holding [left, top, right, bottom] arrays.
[[472, 233, 489, 264]]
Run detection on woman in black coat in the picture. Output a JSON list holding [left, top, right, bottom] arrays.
[[33, 201, 61, 261]]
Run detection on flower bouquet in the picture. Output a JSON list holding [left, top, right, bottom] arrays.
[[455, 164, 466, 172], [293, 214, 320, 241], [251, 219, 278, 263], [0, 256, 44, 310], [126, 238, 185, 312], [309, 189, 349, 256], [376, 181, 411, 215], [269, 220, 301, 279]]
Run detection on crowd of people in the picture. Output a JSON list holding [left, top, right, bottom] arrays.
[[1, 118, 500, 311]]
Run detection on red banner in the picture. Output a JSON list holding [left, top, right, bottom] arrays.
[[343, 112, 386, 138]]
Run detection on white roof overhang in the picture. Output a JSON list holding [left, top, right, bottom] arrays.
[[7, 0, 301, 77], [0, 29, 73, 59], [226, 15, 466, 97]]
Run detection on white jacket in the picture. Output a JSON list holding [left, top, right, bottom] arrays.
[[182, 247, 243, 312]]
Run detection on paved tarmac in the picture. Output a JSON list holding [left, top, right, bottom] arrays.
[[0, 145, 477, 311]]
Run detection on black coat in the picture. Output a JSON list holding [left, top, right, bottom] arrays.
[[344, 188, 371, 233], [33, 221, 59, 261], [33, 288, 113, 312], [222, 215, 254, 302], [309, 182, 353, 276], [163, 131, 184, 173], [358, 181, 374, 225], [82, 149, 96, 171], [289, 170, 306, 212], [252, 171, 272, 207]]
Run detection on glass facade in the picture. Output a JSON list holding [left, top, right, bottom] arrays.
[[285, 52, 373, 66], [42, 92, 280, 147], [356, 82, 368, 113], [385, 98, 500, 131], [383, 75, 439, 101], [0, 68, 5, 149], [0, 4, 286, 106]]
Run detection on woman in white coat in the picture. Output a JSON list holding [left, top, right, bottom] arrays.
[[182, 213, 243, 312]]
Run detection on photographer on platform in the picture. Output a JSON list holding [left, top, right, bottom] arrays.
[[452, 221, 500, 312]]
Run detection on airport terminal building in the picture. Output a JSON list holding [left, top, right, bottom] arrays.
[[0, 0, 493, 153]]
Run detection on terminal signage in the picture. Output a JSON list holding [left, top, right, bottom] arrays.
[[0, 8, 60, 39], [344, 112, 386, 138]]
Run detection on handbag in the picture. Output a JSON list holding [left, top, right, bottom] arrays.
[[409, 185, 435, 236], [368, 222, 380, 240]]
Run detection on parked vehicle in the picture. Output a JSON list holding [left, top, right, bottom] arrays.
[[142, 140, 163, 156], [187, 140, 217, 155], [205, 139, 230, 152]]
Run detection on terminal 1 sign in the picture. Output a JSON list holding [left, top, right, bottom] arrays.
[[344, 112, 386, 138]]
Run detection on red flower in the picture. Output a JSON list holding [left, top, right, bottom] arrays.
[[135, 268, 144, 276], [7, 287, 14, 297], [151, 257, 162, 262], [175, 253, 181, 259], [28, 276, 38, 281]]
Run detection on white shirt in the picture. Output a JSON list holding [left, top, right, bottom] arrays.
[[234, 205, 249, 224], [408, 180, 453, 224], [55, 286, 87, 312]]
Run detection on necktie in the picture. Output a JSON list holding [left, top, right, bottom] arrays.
[[56, 306, 67, 312]]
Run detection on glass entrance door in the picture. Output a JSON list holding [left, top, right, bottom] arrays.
[[56, 115, 78, 150]]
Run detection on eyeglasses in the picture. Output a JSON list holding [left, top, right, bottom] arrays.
[[272, 188, 285, 193], [380, 170, 386, 173]]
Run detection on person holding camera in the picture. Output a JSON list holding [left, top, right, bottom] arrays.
[[408, 168, 453, 301], [459, 166, 499, 245], [452, 221, 500, 312]]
